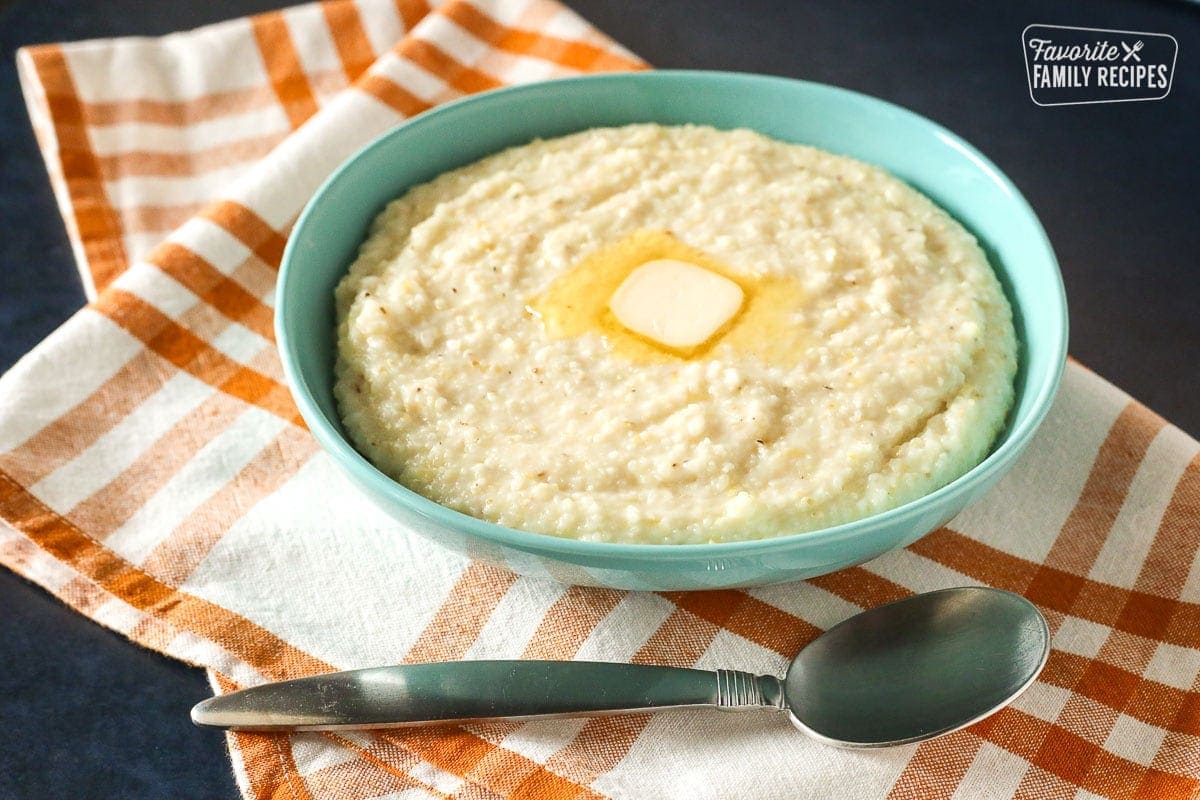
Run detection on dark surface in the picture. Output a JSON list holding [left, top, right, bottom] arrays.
[[0, 0, 1196, 797]]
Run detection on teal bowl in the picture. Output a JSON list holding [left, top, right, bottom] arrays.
[[277, 71, 1067, 590]]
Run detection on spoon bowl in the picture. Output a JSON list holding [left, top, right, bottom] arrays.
[[785, 587, 1049, 746], [193, 586, 1049, 748]]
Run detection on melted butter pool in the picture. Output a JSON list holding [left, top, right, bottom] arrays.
[[531, 230, 807, 363]]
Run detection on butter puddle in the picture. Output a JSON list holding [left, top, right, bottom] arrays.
[[531, 229, 807, 364]]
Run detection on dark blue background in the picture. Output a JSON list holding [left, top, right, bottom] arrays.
[[1, 0, 1197, 796]]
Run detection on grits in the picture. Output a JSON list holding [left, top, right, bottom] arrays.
[[334, 124, 1017, 544]]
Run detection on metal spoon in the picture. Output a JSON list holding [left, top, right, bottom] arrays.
[[191, 586, 1048, 747]]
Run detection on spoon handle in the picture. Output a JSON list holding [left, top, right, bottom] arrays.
[[191, 661, 786, 731]]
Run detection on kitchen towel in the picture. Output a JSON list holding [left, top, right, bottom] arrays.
[[4, 1, 1199, 797]]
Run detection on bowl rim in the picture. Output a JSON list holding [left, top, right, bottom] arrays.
[[277, 69, 1069, 560]]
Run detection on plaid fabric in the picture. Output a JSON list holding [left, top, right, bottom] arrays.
[[3, 1, 1199, 797]]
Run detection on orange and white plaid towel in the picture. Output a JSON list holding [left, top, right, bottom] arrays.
[[3, 1, 1199, 797]]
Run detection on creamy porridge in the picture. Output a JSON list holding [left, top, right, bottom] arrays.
[[334, 124, 1017, 544]]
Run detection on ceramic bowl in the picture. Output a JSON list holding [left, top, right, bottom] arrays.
[[276, 71, 1068, 590]]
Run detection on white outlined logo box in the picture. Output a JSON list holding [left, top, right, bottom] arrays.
[[1023, 24, 1178, 107]]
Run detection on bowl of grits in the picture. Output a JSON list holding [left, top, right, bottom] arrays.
[[277, 71, 1067, 590]]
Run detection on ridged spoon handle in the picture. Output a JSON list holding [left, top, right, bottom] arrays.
[[191, 660, 787, 731]]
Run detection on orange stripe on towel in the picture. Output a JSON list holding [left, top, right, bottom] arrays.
[[27, 45, 129, 292], [199, 201, 290, 269], [443, 1, 645, 73], [323, 1, 378, 82], [146, 242, 276, 342], [94, 289, 301, 426], [251, 12, 322, 130], [399, 38, 502, 95]]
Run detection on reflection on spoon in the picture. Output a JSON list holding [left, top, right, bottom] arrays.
[[191, 586, 1049, 748]]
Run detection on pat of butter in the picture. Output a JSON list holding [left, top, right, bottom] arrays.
[[608, 259, 744, 349]]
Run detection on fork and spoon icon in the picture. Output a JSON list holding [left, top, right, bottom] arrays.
[[1121, 40, 1144, 61]]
